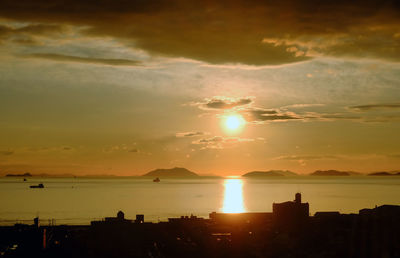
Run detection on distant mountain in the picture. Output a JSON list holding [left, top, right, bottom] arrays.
[[347, 171, 362, 176], [5, 173, 32, 177], [368, 172, 396, 176], [310, 170, 350, 176], [143, 167, 199, 178], [242, 170, 298, 177], [34, 173, 76, 178], [242, 171, 284, 177], [271, 170, 298, 176]]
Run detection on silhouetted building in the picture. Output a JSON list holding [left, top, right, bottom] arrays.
[[33, 217, 39, 228], [209, 212, 272, 226], [91, 211, 132, 226], [273, 193, 309, 232], [314, 211, 341, 219], [359, 204, 400, 216], [355, 205, 400, 258], [3, 198, 400, 258], [168, 214, 205, 223], [135, 214, 144, 223]]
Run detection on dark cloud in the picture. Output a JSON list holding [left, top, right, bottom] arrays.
[[0, 24, 64, 36], [1, 0, 399, 65], [15, 24, 65, 35], [360, 115, 400, 123], [0, 150, 14, 155], [0, 23, 65, 44], [11, 38, 38, 45], [197, 97, 254, 110], [176, 131, 207, 137], [320, 114, 362, 120], [194, 96, 400, 124], [21, 53, 141, 66], [243, 107, 301, 123], [387, 154, 400, 159], [348, 103, 400, 111], [301, 113, 362, 121]]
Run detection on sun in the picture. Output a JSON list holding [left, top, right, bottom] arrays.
[[226, 116, 241, 130], [223, 114, 245, 133]]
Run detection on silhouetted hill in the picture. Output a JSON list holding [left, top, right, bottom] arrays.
[[272, 170, 298, 176], [368, 172, 397, 176], [347, 171, 362, 176], [5, 173, 32, 177], [34, 173, 76, 178], [143, 167, 199, 177], [310, 170, 350, 176], [242, 170, 297, 178], [242, 171, 284, 177]]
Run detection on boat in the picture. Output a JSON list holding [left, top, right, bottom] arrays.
[[23, 178, 27, 181], [30, 183, 44, 188], [153, 177, 160, 182]]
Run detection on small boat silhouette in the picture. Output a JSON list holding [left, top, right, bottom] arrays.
[[153, 177, 160, 182], [30, 183, 44, 188], [23, 178, 27, 181]]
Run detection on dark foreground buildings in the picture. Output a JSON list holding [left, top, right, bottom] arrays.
[[1, 194, 399, 258]]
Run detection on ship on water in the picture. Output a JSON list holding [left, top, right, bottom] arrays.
[[30, 183, 44, 189]]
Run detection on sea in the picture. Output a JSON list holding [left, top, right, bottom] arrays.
[[0, 176, 399, 225]]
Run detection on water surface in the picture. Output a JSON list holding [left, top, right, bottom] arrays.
[[0, 176, 399, 225]]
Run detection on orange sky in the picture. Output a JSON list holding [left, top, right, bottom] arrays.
[[0, 0, 400, 175]]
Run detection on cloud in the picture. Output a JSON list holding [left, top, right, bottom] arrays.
[[302, 112, 362, 121], [21, 53, 141, 66], [175, 131, 208, 137], [348, 103, 400, 111], [193, 97, 400, 124], [274, 155, 342, 161], [2, 0, 398, 65], [194, 96, 254, 110], [0, 150, 13, 155], [192, 136, 254, 149], [281, 104, 325, 109], [0, 23, 65, 37], [387, 154, 400, 159], [193, 97, 302, 123], [273, 154, 344, 167], [243, 107, 301, 123], [0, 23, 66, 45]]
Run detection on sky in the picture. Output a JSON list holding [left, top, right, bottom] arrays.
[[0, 0, 400, 176]]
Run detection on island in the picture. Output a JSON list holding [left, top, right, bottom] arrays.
[[242, 171, 283, 177], [5, 173, 32, 177], [242, 170, 297, 178], [142, 167, 199, 178], [310, 170, 350, 176], [368, 172, 398, 176]]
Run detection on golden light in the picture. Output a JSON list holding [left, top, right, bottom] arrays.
[[222, 178, 246, 213], [223, 114, 245, 133]]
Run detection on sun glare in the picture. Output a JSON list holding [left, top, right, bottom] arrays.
[[222, 179, 246, 213], [223, 114, 245, 133]]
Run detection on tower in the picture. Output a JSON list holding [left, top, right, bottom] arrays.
[[295, 193, 301, 204]]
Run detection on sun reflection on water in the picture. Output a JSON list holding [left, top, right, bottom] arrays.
[[222, 178, 246, 213]]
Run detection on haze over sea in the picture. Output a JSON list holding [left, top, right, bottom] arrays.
[[1, 177, 399, 225]]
